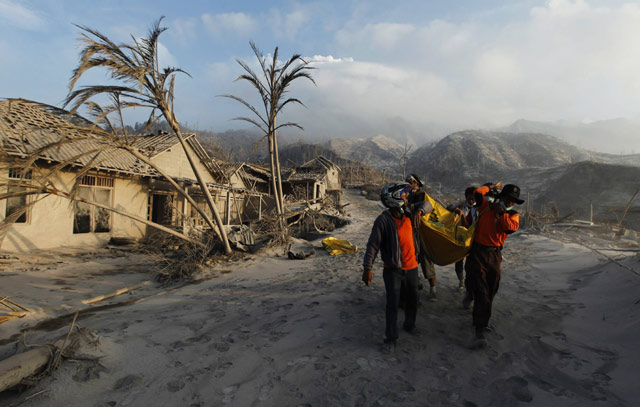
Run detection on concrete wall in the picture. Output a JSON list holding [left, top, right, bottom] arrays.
[[0, 170, 149, 253], [326, 169, 341, 190]]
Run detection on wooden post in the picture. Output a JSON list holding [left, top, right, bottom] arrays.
[[618, 188, 639, 227], [182, 193, 189, 234], [258, 195, 262, 221], [526, 192, 531, 227], [225, 190, 231, 226], [232, 190, 242, 225], [590, 200, 594, 224]]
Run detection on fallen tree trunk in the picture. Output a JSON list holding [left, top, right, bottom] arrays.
[[0, 341, 57, 393], [0, 313, 78, 393]]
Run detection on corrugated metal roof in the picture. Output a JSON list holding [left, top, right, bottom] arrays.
[[131, 132, 186, 158], [0, 99, 158, 176]]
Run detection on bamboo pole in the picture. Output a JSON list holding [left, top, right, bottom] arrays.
[[82, 281, 151, 305]]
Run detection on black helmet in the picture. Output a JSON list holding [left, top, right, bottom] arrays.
[[406, 173, 425, 188], [499, 184, 524, 205], [380, 182, 409, 209]]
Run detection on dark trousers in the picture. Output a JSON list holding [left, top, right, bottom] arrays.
[[456, 259, 473, 292], [383, 267, 419, 341], [455, 259, 464, 281], [464, 245, 502, 329], [418, 240, 436, 280]]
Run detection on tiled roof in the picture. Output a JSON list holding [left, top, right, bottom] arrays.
[[0, 99, 226, 181]]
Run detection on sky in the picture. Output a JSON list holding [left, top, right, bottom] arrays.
[[2, 0, 640, 146]]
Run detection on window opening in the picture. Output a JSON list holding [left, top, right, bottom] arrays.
[[5, 168, 33, 223], [73, 175, 113, 234]]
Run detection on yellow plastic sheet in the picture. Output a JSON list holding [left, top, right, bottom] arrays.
[[417, 193, 476, 266], [322, 237, 358, 255]]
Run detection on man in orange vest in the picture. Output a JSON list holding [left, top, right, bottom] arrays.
[[362, 182, 432, 353], [466, 182, 523, 348]]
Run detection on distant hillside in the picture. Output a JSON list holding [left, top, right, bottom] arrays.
[[537, 161, 640, 225], [201, 129, 266, 162], [500, 118, 640, 155], [326, 134, 406, 174], [278, 143, 354, 167], [406, 131, 590, 190]]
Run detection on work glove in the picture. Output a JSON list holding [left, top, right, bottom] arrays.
[[362, 269, 372, 286]]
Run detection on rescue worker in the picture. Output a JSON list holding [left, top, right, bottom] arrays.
[[404, 174, 438, 301], [465, 182, 523, 347], [362, 182, 432, 352], [447, 186, 478, 292]]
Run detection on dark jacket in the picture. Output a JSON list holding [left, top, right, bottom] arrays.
[[363, 201, 431, 271]]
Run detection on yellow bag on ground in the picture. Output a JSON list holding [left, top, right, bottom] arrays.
[[322, 237, 358, 255], [417, 193, 475, 266]]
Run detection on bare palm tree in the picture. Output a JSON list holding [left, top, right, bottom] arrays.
[[222, 42, 315, 228], [400, 142, 413, 179], [63, 17, 231, 253]]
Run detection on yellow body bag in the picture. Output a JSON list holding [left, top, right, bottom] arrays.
[[322, 237, 358, 255], [416, 194, 476, 266]]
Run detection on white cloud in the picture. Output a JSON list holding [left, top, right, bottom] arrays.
[[267, 3, 318, 40], [171, 18, 197, 43], [327, 0, 640, 136], [310, 55, 354, 63], [201, 12, 256, 37], [0, 0, 45, 30], [286, 56, 463, 137], [336, 22, 416, 52], [206, 61, 235, 84], [157, 42, 178, 68], [284, 9, 310, 39]]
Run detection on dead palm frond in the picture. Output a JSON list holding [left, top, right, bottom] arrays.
[[221, 41, 315, 230], [64, 17, 231, 253]]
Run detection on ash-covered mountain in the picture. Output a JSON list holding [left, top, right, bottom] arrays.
[[325, 134, 405, 169], [406, 131, 591, 190], [500, 118, 640, 155], [405, 130, 640, 227]]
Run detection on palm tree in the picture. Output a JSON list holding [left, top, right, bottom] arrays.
[[222, 42, 315, 229], [63, 17, 231, 253]]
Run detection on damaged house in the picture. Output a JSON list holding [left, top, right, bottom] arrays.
[[0, 99, 264, 252], [283, 156, 342, 209]]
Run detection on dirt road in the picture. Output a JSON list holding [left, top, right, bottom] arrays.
[[1, 190, 639, 406]]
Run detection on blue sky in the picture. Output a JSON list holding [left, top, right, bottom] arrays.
[[2, 0, 640, 145]]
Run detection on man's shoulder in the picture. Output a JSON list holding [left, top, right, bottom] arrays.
[[375, 210, 391, 222]]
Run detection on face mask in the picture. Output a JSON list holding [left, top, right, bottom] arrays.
[[499, 201, 513, 211]]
